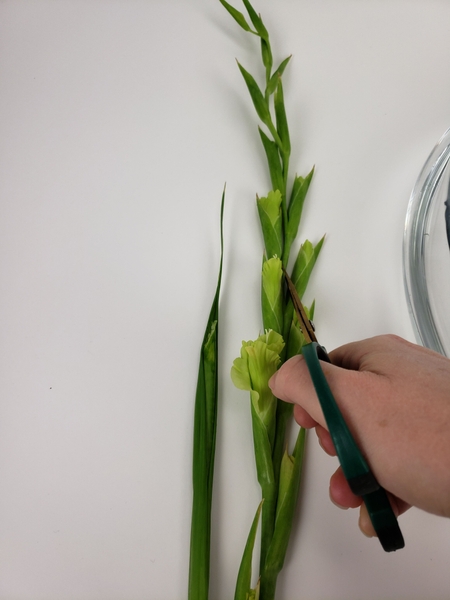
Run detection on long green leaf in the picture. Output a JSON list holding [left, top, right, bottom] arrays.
[[266, 55, 291, 97], [274, 78, 290, 156], [238, 62, 272, 127], [283, 168, 314, 265], [257, 190, 283, 260], [188, 191, 225, 600], [242, 0, 269, 40], [291, 236, 324, 298], [219, 0, 255, 32], [234, 501, 263, 600], [258, 128, 284, 197]]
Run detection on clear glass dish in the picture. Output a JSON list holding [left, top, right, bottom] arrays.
[[403, 127, 450, 356]]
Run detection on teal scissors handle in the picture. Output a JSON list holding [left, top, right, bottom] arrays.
[[302, 342, 405, 552]]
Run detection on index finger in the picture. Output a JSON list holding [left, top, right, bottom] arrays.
[[269, 353, 355, 431], [269, 355, 328, 429], [269, 349, 369, 452], [328, 334, 417, 372]]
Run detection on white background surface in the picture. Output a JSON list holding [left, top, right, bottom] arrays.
[[1, 1, 450, 598]]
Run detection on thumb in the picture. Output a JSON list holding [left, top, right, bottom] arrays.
[[269, 353, 361, 435]]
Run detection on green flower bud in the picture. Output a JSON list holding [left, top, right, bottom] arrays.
[[261, 256, 283, 334], [286, 301, 314, 360], [291, 236, 324, 299], [286, 318, 304, 360], [257, 190, 283, 259], [284, 168, 314, 264], [276, 450, 295, 522], [231, 330, 284, 438], [264, 428, 306, 575]]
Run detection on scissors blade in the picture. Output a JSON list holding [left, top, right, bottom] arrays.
[[283, 268, 317, 344]]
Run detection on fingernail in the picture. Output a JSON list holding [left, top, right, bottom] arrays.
[[329, 489, 349, 510], [359, 526, 375, 538], [359, 514, 376, 538]]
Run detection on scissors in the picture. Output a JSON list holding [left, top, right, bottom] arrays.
[[283, 270, 405, 552]]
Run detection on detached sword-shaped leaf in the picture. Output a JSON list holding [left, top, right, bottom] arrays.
[[188, 191, 225, 600]]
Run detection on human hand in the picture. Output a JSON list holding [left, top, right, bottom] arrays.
[[269, 335, 450, 537]]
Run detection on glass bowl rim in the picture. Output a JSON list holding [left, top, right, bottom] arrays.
[[403, 126, 450, 356]]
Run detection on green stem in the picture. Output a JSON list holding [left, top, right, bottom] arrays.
[[271, 400, 293, 486], [265, 66, 271, 92], [281, 202, 289, 268], [281, 150, 290, 267], [267, 120, 284, 154], [259, 483, 277, 573], [259, 569, 278, 600], [249, 401, 277, 576]]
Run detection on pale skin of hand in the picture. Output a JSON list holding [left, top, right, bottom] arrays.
[[269, 334, 450, 537]]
